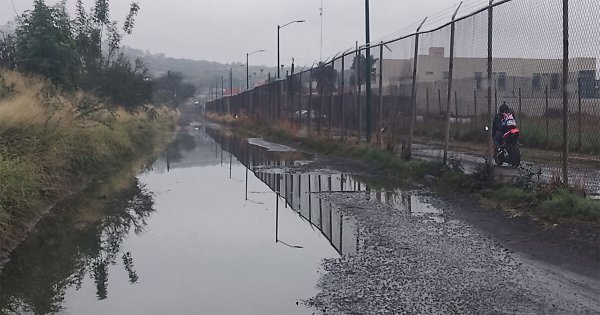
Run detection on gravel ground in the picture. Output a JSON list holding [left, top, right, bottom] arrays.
[[306, 191, 600, 314]]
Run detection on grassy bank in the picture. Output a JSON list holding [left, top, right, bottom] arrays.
[[206, 113, 599, 224], [436, 166, 600, 223], [0, 70, 176, 248]]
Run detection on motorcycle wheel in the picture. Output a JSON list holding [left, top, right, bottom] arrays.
[[494, 150, 504, 166], [508, 145, 521, 168]]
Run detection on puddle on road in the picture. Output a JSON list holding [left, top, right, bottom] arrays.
[[365, 191, 445, 223], [0, 125, 443, 314]]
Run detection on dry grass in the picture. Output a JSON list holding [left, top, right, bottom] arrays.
[[0, 69, 176, 243]]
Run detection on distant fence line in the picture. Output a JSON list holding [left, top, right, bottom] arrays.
[[206, 0, 600, 191]]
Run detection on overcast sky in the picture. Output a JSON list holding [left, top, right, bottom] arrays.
[[2, 0, 490, 67]]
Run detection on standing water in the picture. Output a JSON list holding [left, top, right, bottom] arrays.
[[0, 126, 362, 314]]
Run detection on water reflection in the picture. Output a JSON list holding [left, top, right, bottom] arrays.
[[205, 129, 362, 256], [204, 128, 444, 257], [0, 179, 155, 314], [366, 190, 445, 223], [0, 126, 444, 314]]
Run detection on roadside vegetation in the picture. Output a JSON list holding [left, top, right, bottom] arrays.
[[206, 113, 600, 224], [0, 69, 175, 251], [0, 0, 183, 258], [436, 162, 600, 223]]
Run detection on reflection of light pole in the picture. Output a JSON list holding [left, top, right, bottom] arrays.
[[278, 20, 305, 79], [247, 50, 265, 90]]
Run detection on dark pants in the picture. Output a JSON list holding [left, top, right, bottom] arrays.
[[494, 132, 504, 148]]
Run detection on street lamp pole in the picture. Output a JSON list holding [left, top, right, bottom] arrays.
[[246, 49, 265, 90], [277, 20, 305, 79]]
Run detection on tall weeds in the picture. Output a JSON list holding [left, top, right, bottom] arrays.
[[0, 70, 175, 244]]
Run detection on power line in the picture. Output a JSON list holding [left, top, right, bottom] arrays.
[[11, 0, 23, 23], [320, 0, 324, 62]]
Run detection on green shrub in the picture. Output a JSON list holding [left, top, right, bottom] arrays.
[[539, 190, 600, 221], [436, 170, 467, 192], [491, 186, 536, 205]]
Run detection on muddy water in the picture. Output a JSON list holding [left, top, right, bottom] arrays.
[[0, 126, 439, 314]]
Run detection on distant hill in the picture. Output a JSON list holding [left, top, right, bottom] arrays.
[[122, 47, 280, 91]]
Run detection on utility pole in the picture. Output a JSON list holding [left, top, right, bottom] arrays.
[[229, 68, 233, 115], [487, 0, 494, 166], [247, 49, 265, 90], [278, 20, 305, 79], [229, 68, 233, 96], [365, 0, 372, 143], [562, 0, 569, 185], [320, 0, 324, 61], [246, 53, 250, 91]]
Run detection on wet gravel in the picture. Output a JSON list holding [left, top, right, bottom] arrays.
[[306, 192, 600, 314]]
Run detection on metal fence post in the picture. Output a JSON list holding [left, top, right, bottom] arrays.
[[221, 76, 224, 115], [545, 85, 549, 146], [297, 74, 302, 129], [308, 68, 313, 136], [329, 61, 335, 139], [365, 0, 373, 143], [474, 90, 478, 130], [487, 0, 494, 166], [438, 89, 442, 114], [443, 3, 462, 165], [284, 75, 289, 121], [577, 77, 582, 150], [454, 91, 459, 139], [318, 64, 323, 136], [409, 19, 427, 160], [341, 56, 346, 140], [378, 42, 384, 146], [267, 74, 271, 123], [518, 87, 522, 118], [229, 69, 233, 115], [426, 87, 430, 119], [279, 80, 283, 120], [562, 0, 569, 185], [357, 46, 362, 142]]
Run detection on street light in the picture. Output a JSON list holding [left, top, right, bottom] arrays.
[[278, 20, 306, 79], [247, 49, 265, 90]]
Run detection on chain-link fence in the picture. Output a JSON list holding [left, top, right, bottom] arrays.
[[206, 0, 600, 194]]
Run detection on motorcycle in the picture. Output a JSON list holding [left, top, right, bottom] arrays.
[[494, 128, 521, 167]]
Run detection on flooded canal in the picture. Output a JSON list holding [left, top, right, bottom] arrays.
[[0, 125, 423, 314], [1, 124, 597, 314]]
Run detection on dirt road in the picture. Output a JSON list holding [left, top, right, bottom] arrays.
[[303, 185, 599, 314]]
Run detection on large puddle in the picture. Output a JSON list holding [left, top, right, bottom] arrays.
[[0, 125, 441, 314]]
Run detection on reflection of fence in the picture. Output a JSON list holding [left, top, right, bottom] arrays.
[[205, 128, 360, 255], [258, 172, 361, 255], [206, 0, 600, 191]]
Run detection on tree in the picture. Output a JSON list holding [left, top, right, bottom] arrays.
[[152, 71, 197, 108], [92, 55, 153, 110], [0, 32, 17, 69], [310, 62, 338, 92], [14, 0, 79, 89], [8, 0, 147, 107], [350, 54, 377, 87]]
